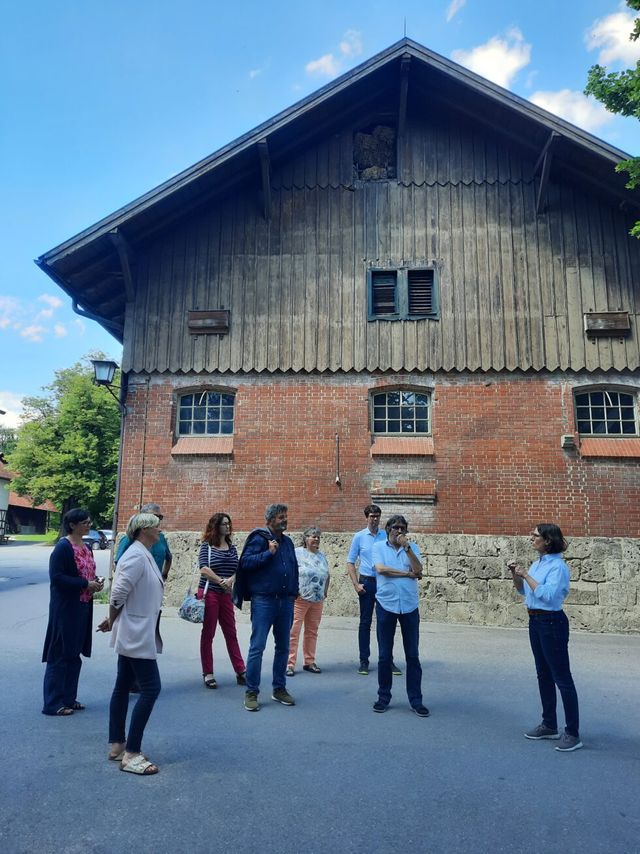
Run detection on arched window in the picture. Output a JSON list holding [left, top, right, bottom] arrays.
[[371, 389, 431, 435], [177, 390, 235, 436], [574, 388, 638, 436]]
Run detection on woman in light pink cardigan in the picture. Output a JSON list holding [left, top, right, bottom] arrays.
[[98, 512, 164, 776]]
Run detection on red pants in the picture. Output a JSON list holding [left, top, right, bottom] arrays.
[[288, 598, 324, 667], [199, 589, 245, 675]]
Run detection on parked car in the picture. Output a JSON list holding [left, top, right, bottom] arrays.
[[101, 529, 114, 545], [82, 529, 108, 550]]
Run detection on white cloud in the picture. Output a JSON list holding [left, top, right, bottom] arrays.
[[452, 27, 532, 89], [306, 53, 341, 78], [20, 324, 46, 343], [586, 6, 640, 66], [0, 391, 25, 429], [305, 29, 363, 78], [339, 30, 363, 58], [530, 89, 613, 132], [446, 0, 466, 23], [248, 68, 263, 79], [38, 294, 63, 310], [0, 296, 22, 329], [36, 308, 54, 320], [73, 318, 86, 334], [54, 323, 68, 338]]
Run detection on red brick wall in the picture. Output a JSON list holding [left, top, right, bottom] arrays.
[[116, 372, 640, 538]]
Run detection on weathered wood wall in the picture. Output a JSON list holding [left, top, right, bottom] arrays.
[[123, 117, 640, 374]]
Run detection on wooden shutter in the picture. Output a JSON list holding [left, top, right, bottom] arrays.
[[371, 270, 397, 315], [407, 269, 434, 316]]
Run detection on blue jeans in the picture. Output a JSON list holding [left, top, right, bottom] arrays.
[[108, 656, 161, 753], [376, 603, 422, 707], [245, 595, 294, 694], [528, 611, 580, 737], [357, 575, 377, 664]]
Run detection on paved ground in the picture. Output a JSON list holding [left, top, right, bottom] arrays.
[[0, 543, 638, 853]]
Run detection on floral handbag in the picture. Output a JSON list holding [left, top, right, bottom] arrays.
[[178, 548, 210, 624]]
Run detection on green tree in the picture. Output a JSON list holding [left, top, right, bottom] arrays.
[[585, 0, 640, 237], [6, 355, 121, 525], [0, 427, 18, 457]]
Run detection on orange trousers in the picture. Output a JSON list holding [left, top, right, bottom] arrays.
[[287, 598, 324, 667]]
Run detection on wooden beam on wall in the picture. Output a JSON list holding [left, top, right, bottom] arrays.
[[108, 228, 136, 302], [534, 131, 560, 176], [535, 132, 560, 215], [397, 55, 411, 178], [257, 139, 271, 220]]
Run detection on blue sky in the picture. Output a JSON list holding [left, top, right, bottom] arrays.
[[1, 0, 638, 427]]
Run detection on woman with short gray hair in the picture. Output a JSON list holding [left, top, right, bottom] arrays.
[[97, 512, 164, 775], [286, 526, 330, 676]]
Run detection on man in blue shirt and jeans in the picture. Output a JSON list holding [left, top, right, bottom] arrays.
[[347, 505, 401, 676], [371, 514, 429, 717], [238, 503, 299, 712]]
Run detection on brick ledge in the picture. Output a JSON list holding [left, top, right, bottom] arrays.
[[370, 436, 434, 456], [171, 437, 233, 456], [580, 438, 640, 458]]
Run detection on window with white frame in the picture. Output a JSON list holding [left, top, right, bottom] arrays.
[[372, 389, 431, 435], [177, 391, 235, 436], [574, 388, 638, 436]]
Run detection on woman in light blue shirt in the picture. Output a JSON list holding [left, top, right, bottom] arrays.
[[509, 524, 582, 753]]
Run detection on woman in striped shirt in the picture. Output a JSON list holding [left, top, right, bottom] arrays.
[[198, 513, 246, 689]]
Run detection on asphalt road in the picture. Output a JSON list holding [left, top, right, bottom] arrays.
[[0, 543, 638, 854]]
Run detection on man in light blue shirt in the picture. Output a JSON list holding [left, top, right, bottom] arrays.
[[115, 502, 172, 580], [346, 505, 392, 675], [371, 515, 429, 717]]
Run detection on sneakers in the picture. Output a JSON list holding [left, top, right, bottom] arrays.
[[244, 690, 259, 712], [373, 701, 388, 713], [236, 671, 247, 686], [524, 723, 560, 740], [555, 732, 583, 752], [392, 663, 403, 676], [272, 688, 295, 706], [286, 666, 295, 677], [412, 705, 430, 717], [358, 661, 369, 675]]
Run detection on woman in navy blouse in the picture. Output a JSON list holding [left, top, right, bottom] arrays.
[[42, 508, 104, 716], [509, 524, 582, 752], [197, 513, 246, 689]]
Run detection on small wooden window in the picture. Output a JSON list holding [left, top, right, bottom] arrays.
[[371, 271, 398, 315], [368, 267, 438, 320], [408, 269, 435, 316]]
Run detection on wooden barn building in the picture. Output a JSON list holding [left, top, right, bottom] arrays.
[[38, 38, 640, 550]]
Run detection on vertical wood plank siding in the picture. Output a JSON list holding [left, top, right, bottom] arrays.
[[124, 120, 640, 374]]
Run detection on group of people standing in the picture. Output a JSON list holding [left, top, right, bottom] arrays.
[[40, 499, 584, 778]]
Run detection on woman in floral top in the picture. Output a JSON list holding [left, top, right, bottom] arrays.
[[287, 526, 330, 675], [42, 508, 104, 716]]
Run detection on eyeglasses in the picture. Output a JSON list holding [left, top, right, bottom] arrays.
[[391, 526, 407, 532]]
